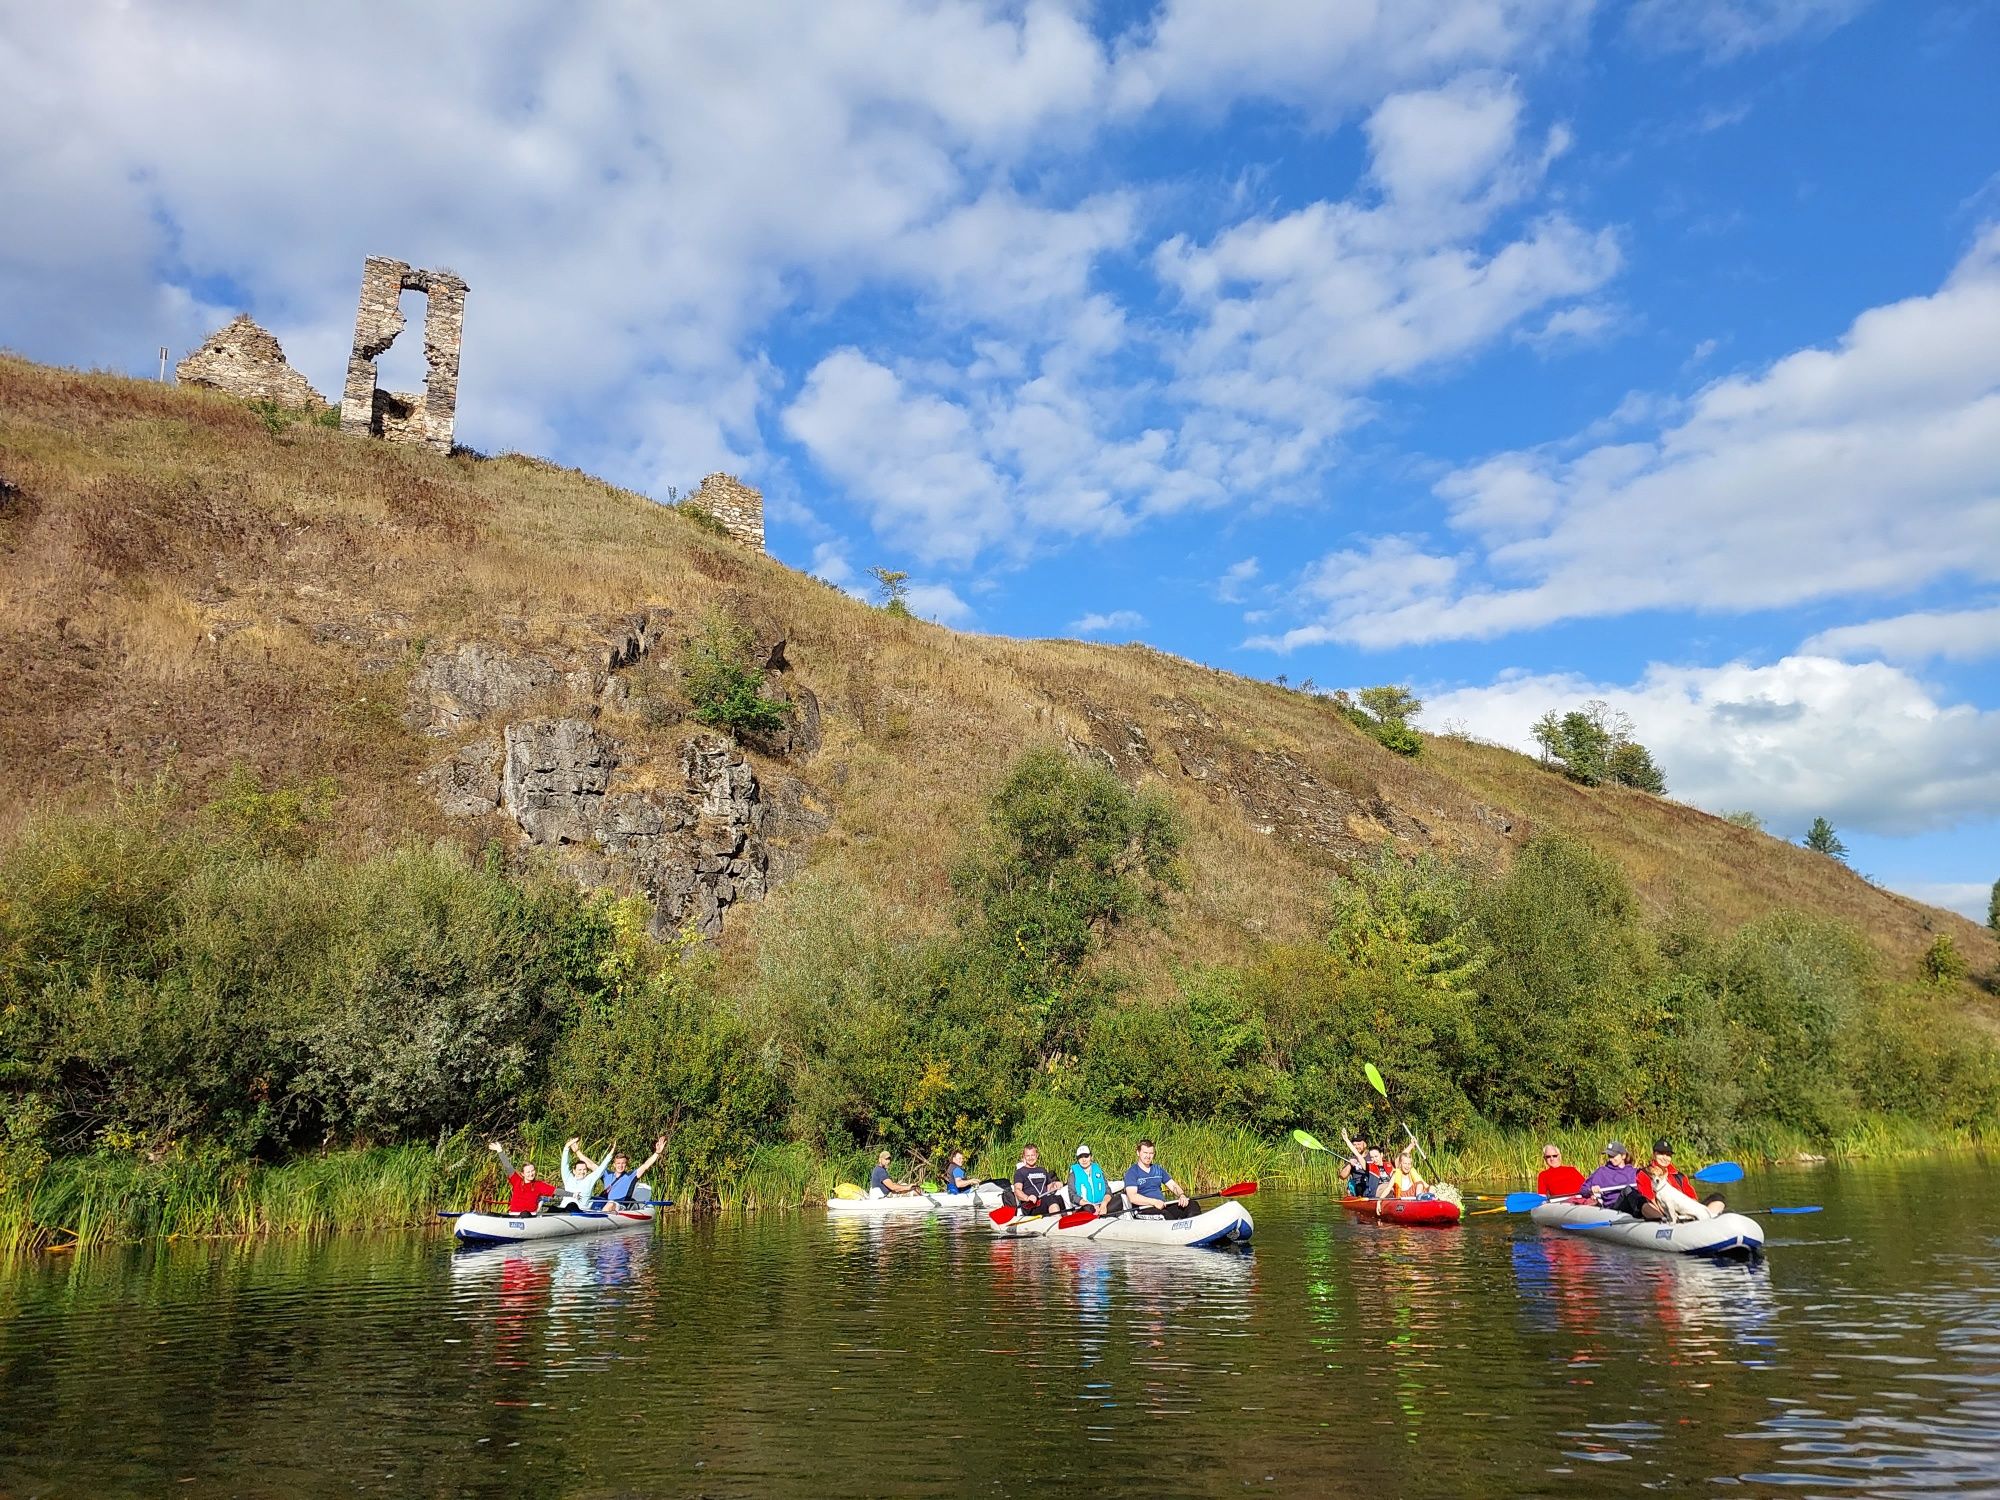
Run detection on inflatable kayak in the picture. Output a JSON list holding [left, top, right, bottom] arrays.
[[987, 1200, 1252, 1248], [453, 1202, 656, 1245], [826, 1184, 1003, 1216], [1339, 1195, 1462, 1226], [1530, 1200, 1765, 1259]]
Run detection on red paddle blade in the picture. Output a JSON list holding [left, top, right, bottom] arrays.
[[1056, 1209, 1098, 1229], [987, 1206, 1018, 1226], [1219, 1181, 1258, 1198]]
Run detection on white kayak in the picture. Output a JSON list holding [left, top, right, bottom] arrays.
[[453, 1201, 656, 1245], [826, 1184, 1004, 1216], [986, 1200, 1253, 1248], [1530, 1200, 1765, 1259]]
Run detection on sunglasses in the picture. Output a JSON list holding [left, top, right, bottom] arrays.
[[1542, 1153, 1559, 1161]]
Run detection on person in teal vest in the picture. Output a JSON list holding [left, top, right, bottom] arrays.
[[1069, 1144, 1108, 1209]]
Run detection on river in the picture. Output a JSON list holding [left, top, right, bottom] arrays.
[[1, 1157, 1995, 1498]]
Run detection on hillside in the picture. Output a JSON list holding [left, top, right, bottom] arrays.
[[1, 352, 1992, 983]]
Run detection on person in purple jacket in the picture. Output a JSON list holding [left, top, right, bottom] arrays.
[[1579, 1141, 1639, 1205]]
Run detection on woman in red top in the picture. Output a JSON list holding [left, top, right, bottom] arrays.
[[1536, 1144, 1586, 1198], [489, 1141, 558, 1215]]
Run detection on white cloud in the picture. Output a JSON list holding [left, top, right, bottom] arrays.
[[1274, 228, 2000, 647], [1216, 557, 1261, 602], [1419, 654, 2000, 837], [1802, 604, 2000, 663], [906, 582, 974, 626], [1886, 881, 1992, 924], [1626, 0, 1872, 59], [1069, 609, 1147, 635]]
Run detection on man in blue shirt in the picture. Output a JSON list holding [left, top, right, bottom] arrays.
[[1123, 1139, 1192, 1218], [569, 1135, 666, 1205], [1069, 1144, 1108, 1208], [942, 1149, 973, 1194], [869, 1148, 922, 1197]]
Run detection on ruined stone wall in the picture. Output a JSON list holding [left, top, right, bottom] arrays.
[[691, 472, 764, 551], [176, 316, 324, 408], [339, 255, 468, 454]]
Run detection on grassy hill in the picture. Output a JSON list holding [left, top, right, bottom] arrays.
[[2, 353, 1988, 974]]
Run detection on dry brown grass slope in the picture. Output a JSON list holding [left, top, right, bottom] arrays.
[[2, 354, 1992, 990]]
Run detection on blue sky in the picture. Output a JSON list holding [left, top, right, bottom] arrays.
[[3, 0, 1995, 918]]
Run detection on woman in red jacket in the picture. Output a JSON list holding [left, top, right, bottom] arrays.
[[489, 1140, 558, 1215], [1631, 1141, 1725, 1222]]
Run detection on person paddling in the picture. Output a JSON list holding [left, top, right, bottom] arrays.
[[1069, 1144, 1108, 1210], [1010, 1144, 1067, 1215], [1580, 1141, 1638, 1206], [1536, 1144, 1586, 1199], [569, 1136, 666, 1205], [1630, 1140, 1724, 1222], [942, 1149, 973, 1195], [489, 1141, 557, 1215], [1124, 1139, 1193, 1219], [1376, 1145, 1429, 1201], [868, 1148, 923, 1198]]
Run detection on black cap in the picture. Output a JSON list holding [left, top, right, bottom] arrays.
[[1653, 1138, 1673, 1155]]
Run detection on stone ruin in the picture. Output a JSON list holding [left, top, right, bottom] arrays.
[[689, 472, 765, 552], [175, 315, 324, 409], [339, 255, 468, 454]]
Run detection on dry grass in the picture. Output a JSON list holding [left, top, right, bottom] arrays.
[[4, 353, 1994, 997]]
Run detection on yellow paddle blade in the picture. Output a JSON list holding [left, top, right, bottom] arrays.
[[1364, 1063, 1388, 1098], [833, 1182, 864, 1200]]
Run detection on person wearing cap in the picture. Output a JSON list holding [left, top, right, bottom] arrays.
[[868, 1148, 922, 1198], [1069, 1145, 1108, 1209], [1536, 1144, 1586, 1199], [1579, 1141, 1638, 1205], [1342, 1132, 1375, 1197], [1631, 1140, 1724, 1221]]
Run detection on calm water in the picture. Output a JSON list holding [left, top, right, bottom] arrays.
[[2, 1159, 1996, 1498]]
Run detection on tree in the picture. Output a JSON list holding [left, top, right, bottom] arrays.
[[1607, 740, 1667, 794], [1342, 684, 1423, 757], [679, 612, 790, 737], [1357, 685, 1422, 728], [1803, 817, 1848, 861], [1989, 877, 1999, 935], [867, 566, 912, 617], [1919, 933, 1968, 989], [1722, 811, 1765, 832]]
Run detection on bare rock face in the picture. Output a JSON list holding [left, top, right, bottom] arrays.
[[408, 643, 559, 735], [176, 316, 325, 409], [422, 735, 501, 818], [501, 718, 615, 846]]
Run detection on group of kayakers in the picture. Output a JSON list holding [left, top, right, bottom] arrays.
[[1539, 1138, 1726, 1222], [489, 1136, 667, 1214], [1339, 1132, 1432, 1201], [870, 1139, 1199, 1219]]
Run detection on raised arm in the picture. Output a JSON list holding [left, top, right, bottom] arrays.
[[567, 1136, 608, 1176], [630, 1134, 668, 1180], [489, 1141, 517, 1179]]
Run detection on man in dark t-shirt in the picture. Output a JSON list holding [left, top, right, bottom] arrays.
[[869, 1149, 920, 1198], [1010, 1144, 1067, 1215]]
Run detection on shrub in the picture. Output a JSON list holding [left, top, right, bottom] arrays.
[[678, 611, 790, 738], [1919, 933, 1968, 988]]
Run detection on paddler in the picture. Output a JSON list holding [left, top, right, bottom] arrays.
[[489, 1140, 557, 1215], [1536, 1144, 1586, 1199], [1579, 1141, 1638, 1206], [1123, 1139, 1193, 1219], [569, 1136, 667, 1204], [1010, 1144, 1068, 1215], [1068, 1144, 1108, 1209], [869, 1148, 923, 1198], [1375, 1145, 1429, 1200], [942, 1149, 973, 1195], [1631, 1140, 1724, 1222]]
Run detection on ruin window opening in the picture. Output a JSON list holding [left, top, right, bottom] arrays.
[[372, 288, 433, 399]]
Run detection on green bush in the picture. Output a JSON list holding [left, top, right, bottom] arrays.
[[679, 611, 790, 737]]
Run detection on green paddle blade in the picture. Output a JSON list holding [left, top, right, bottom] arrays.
[[1292, 1128, 1328, 1152], [1364, 1063, 1388, 1098], [921, 1182, 941, 1193]]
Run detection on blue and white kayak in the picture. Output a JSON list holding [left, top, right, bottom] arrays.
[[988, 1200, 1252, 1248], [453, 1201, 656, 1245], [1530, 1200, 1764, 1259]]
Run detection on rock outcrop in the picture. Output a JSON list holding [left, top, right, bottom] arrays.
[[176, 316, 325, 408]]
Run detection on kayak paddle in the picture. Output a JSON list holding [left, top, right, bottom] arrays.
[[832, 1182, 865, 1200], [1292, 1128, 1331, 1153], [1364, 1063, 1388, 1099]]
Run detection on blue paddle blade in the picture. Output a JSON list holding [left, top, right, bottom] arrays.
[[1693, 1161, 1744, 1184], [1504, 1192, 1546, 1212], [1767, 1205, 1822, 1214]]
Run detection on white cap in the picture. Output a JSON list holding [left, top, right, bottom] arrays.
[[1076, 1144, 1092, 1158]]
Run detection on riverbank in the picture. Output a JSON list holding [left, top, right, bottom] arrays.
[[6, 1109, 1987, 1253]]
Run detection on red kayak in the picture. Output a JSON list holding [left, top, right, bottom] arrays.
[[1339, 1195, 1463, 1227]]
